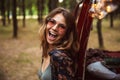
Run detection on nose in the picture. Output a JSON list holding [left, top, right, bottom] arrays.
[[52, 24, 59, 30]]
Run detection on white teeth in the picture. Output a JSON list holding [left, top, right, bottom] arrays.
[[51, 32, 56, 36], [49, 31, 57, 37]]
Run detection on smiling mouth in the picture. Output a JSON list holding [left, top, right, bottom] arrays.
[[48, 31, 58, 39]]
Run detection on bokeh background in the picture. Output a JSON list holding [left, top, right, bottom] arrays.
[[0, 0, 120, 80]]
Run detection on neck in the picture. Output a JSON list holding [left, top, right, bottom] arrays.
[[48, 45, 54, 51]]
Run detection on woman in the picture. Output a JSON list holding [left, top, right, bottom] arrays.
[[38, 7, 79, 80]]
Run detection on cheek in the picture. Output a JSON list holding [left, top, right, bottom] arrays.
[[45, 25, 50, 34], [46, 25, 51, 33], [46, 24, 51, 29], [59, 30, 66, 38]]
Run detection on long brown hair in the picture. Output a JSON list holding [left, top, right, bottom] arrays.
[[39, 7, 79, 57]]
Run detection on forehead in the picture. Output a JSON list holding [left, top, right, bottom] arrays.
[[52, 13, 66, 25]]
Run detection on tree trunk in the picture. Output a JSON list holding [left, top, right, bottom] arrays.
[[12, 0, 18, 38], [97, 19, 104, 48], [7, 0, 11, 24], [22, 0, 25, 27], [110, 12, 114, 28], [37, 0, 44, 23], [1, 0, 6, 26], [48, 0, 58, 12]]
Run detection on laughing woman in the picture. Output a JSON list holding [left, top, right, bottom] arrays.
[[38, 7, 79, 80]]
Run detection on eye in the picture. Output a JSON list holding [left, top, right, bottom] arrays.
[[58, 24, 66, 29], [47, 18, 56, 26]]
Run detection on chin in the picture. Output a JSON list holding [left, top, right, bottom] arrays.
[[47, 40, 60, 45], [47, 40, 54, 45]]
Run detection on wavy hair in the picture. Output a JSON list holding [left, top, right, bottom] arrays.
[[39, 7, 79, 57]]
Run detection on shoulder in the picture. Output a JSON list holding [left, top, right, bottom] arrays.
[[49, 49, 72, 62], [49, 49, 76, 79]]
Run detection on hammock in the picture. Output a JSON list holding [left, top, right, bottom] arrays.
[[74, 0, 120, 80]]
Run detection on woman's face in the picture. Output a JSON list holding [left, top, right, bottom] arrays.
[[46, 13, 67, 45]]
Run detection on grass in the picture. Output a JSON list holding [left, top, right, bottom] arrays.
[[0, 17, 120, 80]]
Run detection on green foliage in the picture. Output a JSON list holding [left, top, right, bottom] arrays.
[[58, 0, 70, 9], [25, 0, 37, 9], [43, 0, 49, 15]]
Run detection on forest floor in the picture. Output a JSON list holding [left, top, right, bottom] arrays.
[[0, 18, 120, 80], [0, 19, 41, 80]]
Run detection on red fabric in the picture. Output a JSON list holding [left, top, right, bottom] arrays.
[[76, 0, 93, 79], [104, 50, 120, 73], [103, 50, 120, 58]]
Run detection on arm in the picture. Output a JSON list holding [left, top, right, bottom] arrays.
[[87, 61, 117, 79]]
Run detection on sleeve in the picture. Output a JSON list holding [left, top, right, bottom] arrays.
[[50, 50, 75, 80], [87, 61, 117, 79]]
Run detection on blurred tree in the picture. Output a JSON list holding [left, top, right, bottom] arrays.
[[69, 0, 77, 12], [25, 0, 37, 16], [48, 0, 58, 12], [115, 5, 120, 17], [12, 0, 18, 38], [96, 19, 104, 48], [108, 2, 120, 28], [96, 0, 120, 48], [37, 0, 45, 23], [0, 0, 6, 26], [17, 0, 26, 27], [6, 0, 11, 24], [22, 0, 26, 27], [109, 12, 114, 28]]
